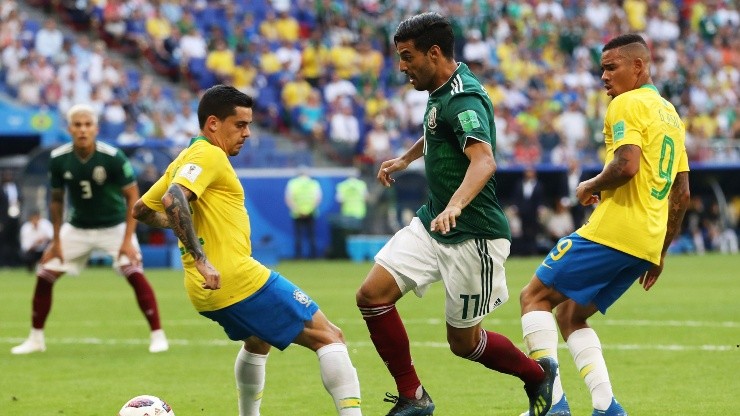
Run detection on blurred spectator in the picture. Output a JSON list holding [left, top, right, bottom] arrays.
[[0, 170, 21, 267], [328, 101, 361, 164], [206, 38, 235, 84], [510, 167, 545, 255], [34, 18, 63, 61], [328, 171, 368, 258], [544, 197, 575, 242], [19, 210, 53, 272], [117, 121, 144, 146], [323, 70, 358, 107], [294, 88, 326, 144], [285, 170, 322, 259]]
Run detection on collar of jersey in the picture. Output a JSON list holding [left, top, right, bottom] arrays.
[[639, 84, 659, 94], [189, 135, 210, 146], [431, 62, 465, 97]]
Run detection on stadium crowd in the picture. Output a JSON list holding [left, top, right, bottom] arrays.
[[0, 0, 738, 259]]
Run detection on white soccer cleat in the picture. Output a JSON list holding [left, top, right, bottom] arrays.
[[11, 329, 46, 355], [149, 329, 169, 353]]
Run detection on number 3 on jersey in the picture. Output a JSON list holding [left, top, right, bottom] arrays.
[[80, 180, 93, 199]]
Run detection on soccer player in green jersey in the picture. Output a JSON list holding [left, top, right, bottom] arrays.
[[355, 12, 556, 416], [11, 104, 168, 355], [133, 85, 362, 416], [519, 34, 691, 416]]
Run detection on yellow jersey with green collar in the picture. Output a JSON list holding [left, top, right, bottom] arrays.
[[141, 137, 270, 311], [578, 85, 689, 265]]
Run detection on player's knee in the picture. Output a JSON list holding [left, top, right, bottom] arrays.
[[447, 339, 475, 358]]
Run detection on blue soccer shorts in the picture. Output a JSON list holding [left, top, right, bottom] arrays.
[[199, 271, 320, 350], [536, 232, 653, 313]]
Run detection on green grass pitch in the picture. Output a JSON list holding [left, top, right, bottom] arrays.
[[1, 254, 738, 415]]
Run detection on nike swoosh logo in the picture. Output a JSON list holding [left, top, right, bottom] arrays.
[[540, 260, 552, 269]]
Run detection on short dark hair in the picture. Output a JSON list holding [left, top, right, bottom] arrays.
[[393, 12, 454, 59], [197, 85, 254, 129], [603, 33, 648, 52]]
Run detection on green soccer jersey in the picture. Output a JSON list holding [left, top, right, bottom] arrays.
[[417, 62, 510, 243], [49, 141, 136, 229]]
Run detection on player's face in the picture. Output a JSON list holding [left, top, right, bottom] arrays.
[[217, 106, 252, 156], [396, 40, 436, 92], [600, 48, 637, 98], [67, 112, 98, 151]]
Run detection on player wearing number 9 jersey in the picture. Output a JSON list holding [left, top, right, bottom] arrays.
[[518, 34, 691, 416]]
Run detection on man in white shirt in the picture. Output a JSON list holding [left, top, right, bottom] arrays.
[[20, 210, 53, 272]]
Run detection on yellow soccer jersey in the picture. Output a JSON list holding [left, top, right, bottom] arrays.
[[578, 85, 689, 264], [141, 138, 270, 311]]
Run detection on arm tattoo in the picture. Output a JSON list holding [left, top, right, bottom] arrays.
[[164, 184, 205, 261], [661, 171, 690, 255], [593, 145, 639, 192], [136, 208, 171, 228]]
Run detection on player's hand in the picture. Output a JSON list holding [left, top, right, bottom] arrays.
[[575, 181, 600, 206], [119, 240, 142, 267], [40, 240, 63, 264], [430, 204, 462, 235], [640, 258, 664, 291], [195, 258, 221, 290], [377, 157, 408, 187]]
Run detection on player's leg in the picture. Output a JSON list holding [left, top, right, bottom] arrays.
[[293, 310, 362, 416], [106, 224, 167, 352], [441, 238, 556, 416], [235, 337, 271, 416], [12, 224, 86, 354], [520, 275, 571, 415], [555, 300, 621, 413], [356, 218, 439, 414]]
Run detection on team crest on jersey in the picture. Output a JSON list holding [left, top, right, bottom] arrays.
[[92, 166, 107, 184], [427, 106, 438, 130], [64, 171, 73, 180], [293, 289, 313, 307]]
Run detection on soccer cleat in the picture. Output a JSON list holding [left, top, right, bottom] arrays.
[[592, 398, 627, 416], [149, 329, 169, 353], [383, 388, 435, 416], [11, 329, 46, 355], [519, 394, 572, 416], [524, 356, 558, 416]]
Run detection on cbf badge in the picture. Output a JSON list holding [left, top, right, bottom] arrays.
[[427, 106, 437, 130], [92, 166, 107, 184], [293, 289, 313, 308]]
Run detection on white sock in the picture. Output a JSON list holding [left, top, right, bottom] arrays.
[[567, 327, 612, 410], [235, 347, 268, 416], [30, 328, 45, 341], [522, 311, 563, 403], [316, 343, 362, 415]]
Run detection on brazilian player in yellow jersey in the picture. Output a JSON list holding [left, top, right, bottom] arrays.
[[519, 34, 691, 416], [133, 85, 361, 416]]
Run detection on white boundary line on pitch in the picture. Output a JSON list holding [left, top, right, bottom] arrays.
[[2, 318, 739, 329], [0, 337, 735, 352]]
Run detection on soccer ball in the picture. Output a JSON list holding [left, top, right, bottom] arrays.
[[118, 395, 175, 416]]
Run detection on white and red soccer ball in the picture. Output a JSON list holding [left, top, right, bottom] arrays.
[[119, 395, 175, 416]]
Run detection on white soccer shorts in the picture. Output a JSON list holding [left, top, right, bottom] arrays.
[[375, 217, 510, 328]]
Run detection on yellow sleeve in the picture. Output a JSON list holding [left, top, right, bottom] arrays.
[[607, 95, 645, 149], [171, 144, 223, 198], [677, 148, 690, 172], [141, 174, 170, 212]]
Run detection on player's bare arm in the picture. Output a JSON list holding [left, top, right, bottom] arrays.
[[120, 184, 143, 265], [162, 183, 221, 290], [576, 144, 641, 205], [132, 200, 171, 228], [378, 136, 424, 187], [430, 140, 494, 234], [42, 188, 65, 263], [640, 170, 690, 290]]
